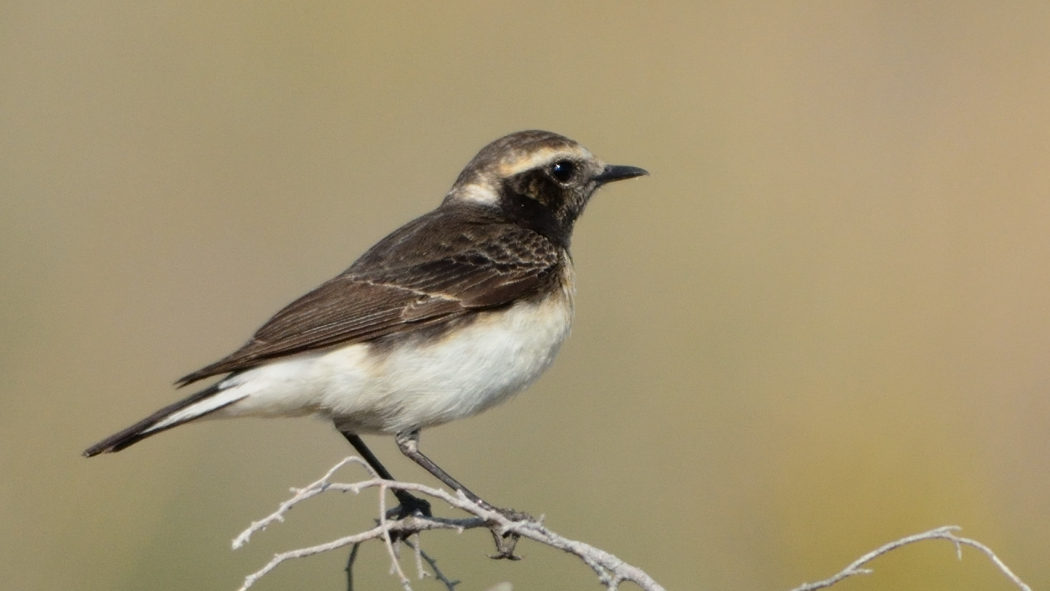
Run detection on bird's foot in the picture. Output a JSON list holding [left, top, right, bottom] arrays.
[[485, 527, 523, 560], [481, 505, 535, 560], [383, 493, 433, 544], [387, 492, 433, 521], [491, 506, 533, 522]]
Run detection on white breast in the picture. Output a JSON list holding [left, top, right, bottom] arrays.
[[211, 264, 576, 435]]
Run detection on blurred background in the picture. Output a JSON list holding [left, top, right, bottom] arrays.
[[3, 2, 1049, 590]]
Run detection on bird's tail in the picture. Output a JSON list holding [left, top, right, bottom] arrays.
[[83, 383, 246, 457]]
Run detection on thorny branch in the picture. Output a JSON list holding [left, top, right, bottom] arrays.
[[232, 457, 1032, 591]]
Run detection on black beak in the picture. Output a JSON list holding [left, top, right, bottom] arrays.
[[593, 164, 649, 185]]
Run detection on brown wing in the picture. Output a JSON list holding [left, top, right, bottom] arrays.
[[176, 205, 562, 386]]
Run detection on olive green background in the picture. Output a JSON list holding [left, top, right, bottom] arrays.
[[3, 2, 1048, 590]]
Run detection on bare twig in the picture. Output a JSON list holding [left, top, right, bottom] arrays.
[[233, 457, 372, 550], [376, 481, 413, 590], [234, 457, 1032, 591], [233, 456, 665, 591], [344, 542, 361, 591], [787, 525, 1032, 591], [402, 536, 460, 591]]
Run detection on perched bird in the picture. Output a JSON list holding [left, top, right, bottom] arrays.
[[85, 130, 647, 516]]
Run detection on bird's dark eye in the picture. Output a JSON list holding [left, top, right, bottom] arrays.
[[550, 160, 576, 183]]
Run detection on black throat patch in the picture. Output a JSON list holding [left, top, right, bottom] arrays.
[[499, 191, 569, 248]]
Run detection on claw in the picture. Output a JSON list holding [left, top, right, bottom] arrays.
[[488, 530, 523, 560], [388, 493, 432, 520], [483, 506, 534, 560]]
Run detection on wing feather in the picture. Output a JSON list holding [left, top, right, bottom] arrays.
[[176, 205, 563, 386]]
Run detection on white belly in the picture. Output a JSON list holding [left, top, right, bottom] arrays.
[[210, 284, 574, 435]]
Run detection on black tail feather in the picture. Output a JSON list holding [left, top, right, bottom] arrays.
[[83, 383, 223, 457]]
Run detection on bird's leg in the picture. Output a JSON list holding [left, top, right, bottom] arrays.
[[339, 430, 432, 519], [395, 429, 530, 559], [393, 429, 490, 509]]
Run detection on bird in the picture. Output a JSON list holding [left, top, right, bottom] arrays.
[[84, 130, 647, 518]]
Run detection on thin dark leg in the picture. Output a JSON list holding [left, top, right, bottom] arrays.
[[394, 429, 493, 510], [395, 429, 529, 559], [339, 430, 431, 518], [342, 431, 397, 480]]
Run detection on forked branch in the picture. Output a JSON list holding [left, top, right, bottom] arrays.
[[233, 457, 1032, 591], [787, 525, 1031, 591], [233, 457, 663, 591]]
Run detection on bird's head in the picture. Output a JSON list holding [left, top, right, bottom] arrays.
[[445, 130, 647, 247]]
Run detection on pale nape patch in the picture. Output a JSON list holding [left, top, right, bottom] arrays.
[[454, 182, 501, 205]]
